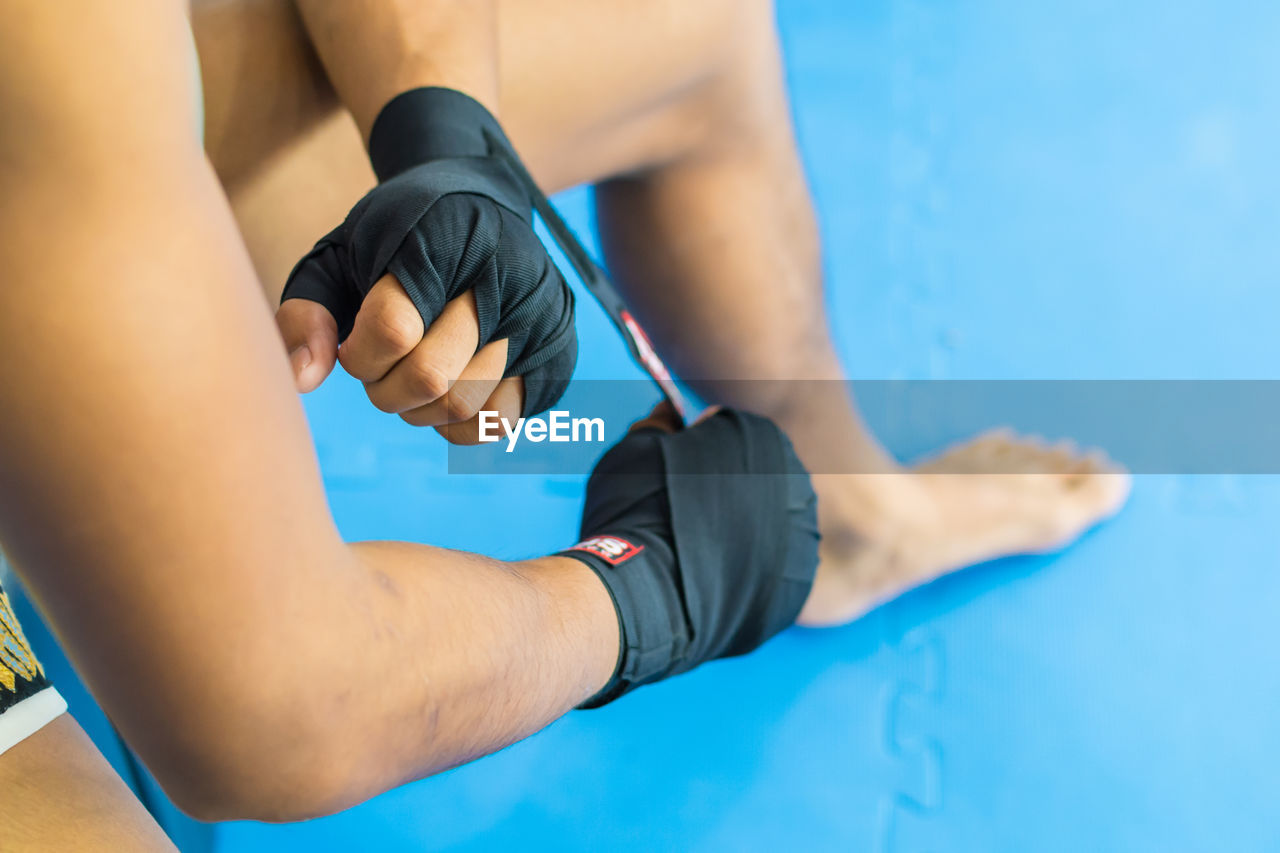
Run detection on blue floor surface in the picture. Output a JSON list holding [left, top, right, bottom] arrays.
[[224, 1, 1280, 850], [50, 0, 1280, 850]]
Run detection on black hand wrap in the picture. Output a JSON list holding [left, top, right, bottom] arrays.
[[561, 410, 821, 708], [280, 87, 577, 416]]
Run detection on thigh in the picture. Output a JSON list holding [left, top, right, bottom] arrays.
[[0, 717, 175, 851], [193, 0, 742, 293]]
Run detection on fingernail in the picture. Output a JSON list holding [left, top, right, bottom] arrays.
[[289, 344, 313, 374]]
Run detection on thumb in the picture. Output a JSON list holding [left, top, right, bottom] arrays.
[[276, 298, 340, 393]]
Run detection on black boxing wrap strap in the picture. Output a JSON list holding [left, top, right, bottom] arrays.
[[367, 86, 508, 182], [560, 410, 820, 708], [280, 87, 577, 416]]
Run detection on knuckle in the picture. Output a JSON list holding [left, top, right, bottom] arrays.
[[444, 392, 481, 424], [367, 302, 423, 352], [407, 361, 451, 400]]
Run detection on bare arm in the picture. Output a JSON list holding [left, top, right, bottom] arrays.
[[0, 0, 615, 821], [296, 0, 500, 136]]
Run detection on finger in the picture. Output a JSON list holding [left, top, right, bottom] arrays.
[[275, 299, 340, 393], [629, 400, 681, 435], [339, 275, 425, 382], [397, 337, 508, 427], [365, 292, 483, 414], [435, 375, 524, 445]]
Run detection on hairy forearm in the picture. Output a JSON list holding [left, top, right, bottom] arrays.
[[9, 457, 616, 823], [164, 545, 617, 821], [288, 545, 616, 817], [296, 0, 500, 138]]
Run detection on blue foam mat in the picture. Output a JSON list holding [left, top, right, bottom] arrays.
[[27, 0, 1280, 849], [230, 1, 1280, 849]]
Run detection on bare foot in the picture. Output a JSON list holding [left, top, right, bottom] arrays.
[[797, 430, 1131, 626]]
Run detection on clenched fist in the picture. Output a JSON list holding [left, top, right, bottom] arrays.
[[276, 87, 577, 443]]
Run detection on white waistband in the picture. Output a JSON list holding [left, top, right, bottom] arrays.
[[0, 688, 68, 756]]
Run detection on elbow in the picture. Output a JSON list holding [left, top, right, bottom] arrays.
[[144, 700, 373, 823], [158, 732, 353, 823], [166, 767, 339, 824]]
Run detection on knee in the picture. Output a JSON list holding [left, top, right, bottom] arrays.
[[689, 0, 792, 158]]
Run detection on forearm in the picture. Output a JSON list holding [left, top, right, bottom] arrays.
[[11, 433, 616, 823], [256, 545, 617, 819], [295, 0, 500, 138], [141, 543, 616, 821]]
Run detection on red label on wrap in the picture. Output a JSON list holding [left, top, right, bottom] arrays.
[[568, 536, 645, 565]]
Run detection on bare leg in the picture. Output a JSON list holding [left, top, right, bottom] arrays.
[[194, 0, 734, 296], [0, 717, 175, 851], [593, 1, 1130, 623], [193, 0, 1129, 626]]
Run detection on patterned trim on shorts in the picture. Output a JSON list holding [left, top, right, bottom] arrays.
[[0, 581, 66, 755]]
